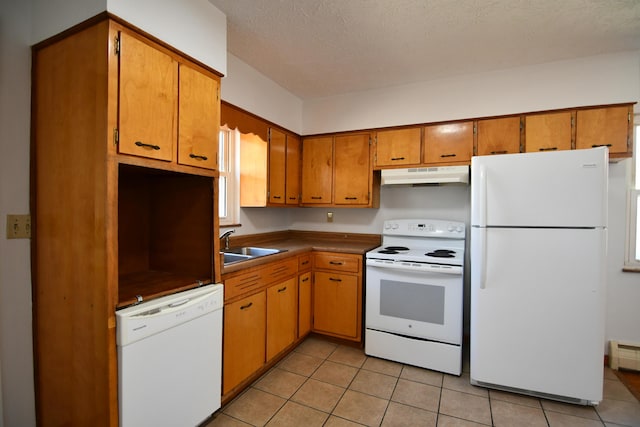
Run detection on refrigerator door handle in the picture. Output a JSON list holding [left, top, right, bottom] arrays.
[[478, 165, 487, 227], [478, 226, 487, 290]]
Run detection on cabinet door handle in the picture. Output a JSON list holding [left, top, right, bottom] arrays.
[[591, 144, 612, 148], [539, 147, 558, 151], [329, 261, 344, 265], [301, 260, 309, 265], [490, 150, 507, 155], [390, 157, 405, 161], [301, 277, 309, 282], [311, 196, 322, 200], [277, 286, 287, 293], [440, 153, 456, 158], [240, 302, 253, 310], [329, 277, 342, 282], [288, 197, 297, 200], [344, 197, 357, 200], [135, 141, 160, 150], [189, 153, 208, 161]]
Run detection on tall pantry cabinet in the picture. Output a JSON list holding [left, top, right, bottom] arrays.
[[31, 16, 221, 426]]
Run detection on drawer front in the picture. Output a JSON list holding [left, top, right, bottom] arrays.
[[224, 270, 265, 302], [314, 252, 360, 273], [298, 254, 312, 271], [264, 258, 298, 285]]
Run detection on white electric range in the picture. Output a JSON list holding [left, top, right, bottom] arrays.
[[365, 218, 465, 375]]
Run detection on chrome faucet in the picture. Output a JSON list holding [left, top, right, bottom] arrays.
[[220, 229, 235, 250]]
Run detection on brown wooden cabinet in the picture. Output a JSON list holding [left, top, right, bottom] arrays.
[[301, 133, 377, 207], [32, 18, 221, 426], [118, 31, 219, 169], [423, 121, 474, 165], [312, 252, 363, 342], [524, 111, 573, 153], [576, 105, 632, 157], [297, 254, 312, 338], [268, 128, 300, 205], [223, 292, 266, 395], [476, 116, 522, 156], [374, 127, 422, 168], [240, 132, 268, 206], [266, 278, 298, 361]]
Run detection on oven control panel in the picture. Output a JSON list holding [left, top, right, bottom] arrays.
[[382, 219, 465, 238]]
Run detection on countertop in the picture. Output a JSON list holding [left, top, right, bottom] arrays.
[[220, 230, 381, 275]]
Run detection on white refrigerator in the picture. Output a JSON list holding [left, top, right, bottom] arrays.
[[470, 147, 608, 405]]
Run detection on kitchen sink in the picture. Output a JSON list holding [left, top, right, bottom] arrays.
[[222, 247, 287, 265]]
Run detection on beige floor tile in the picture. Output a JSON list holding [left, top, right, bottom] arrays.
[[541, 399, 600, 420], [596, 398, 640, 427], [436, 414, 491, 426], [252, 367, 306, 399], [443, 372, 488, 398], [490, 399, 547, 427], [223, 388, 286, 427], [545, 410, 606, 427], [604, 367, 618, 380], [328, 345, 368, 368], [324, 415, 366, 427], [265, 401, 329, 427], [290, 378, 345, 412], [603, 378, 638, 402], [333, 390, 389, 426], [312, 360, 359, 387], [295, 336, 338, 359], [439, 388, 491, 425], [204, 413, 252, 426], [362, 356, 403, 377], [381, 401, 437, 426], [400, 365, 444, 387], [489, 389, 542, 408], [277, 351, 323, 376], [350, 369, 398, 400], [391, 378, 441, 412]]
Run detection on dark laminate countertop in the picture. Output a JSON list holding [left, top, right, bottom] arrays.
[[220, 230, 381, 275]]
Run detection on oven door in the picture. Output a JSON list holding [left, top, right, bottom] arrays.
[[365, 263, 463, 345]]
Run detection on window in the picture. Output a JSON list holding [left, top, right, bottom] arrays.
[[626, 122, 640, 269], [219, 126, 239, 226]]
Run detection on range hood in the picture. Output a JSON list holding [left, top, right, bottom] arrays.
[[380, 165, 470, 186]]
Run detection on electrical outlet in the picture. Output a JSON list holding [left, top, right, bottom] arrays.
[[327, 212, 333, 223], [7, 214, 31, 239]]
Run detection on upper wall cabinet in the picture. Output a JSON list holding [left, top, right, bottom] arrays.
[[374, 128, 421, 168], [301, 133, 378, 208], [576, 105, 633, 158], [423, 121, 474, 165], [268, 128, 300, 206], [118, 30, 219, 170], [524, 111, 573, 153], [476, 116, 522, 156]]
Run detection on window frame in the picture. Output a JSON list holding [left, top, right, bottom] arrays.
[[624, 121, 640, 270], [218, 126, 239, 227]]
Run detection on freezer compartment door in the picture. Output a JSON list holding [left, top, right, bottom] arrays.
[[470, 227, 606, 403], [471, 148, 608, 228]]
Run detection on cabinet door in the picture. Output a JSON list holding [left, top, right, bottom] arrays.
[[476, 117, 521, 156], [313, 271, 359, 338], [334, 134, 371, 206], [576, 106, 630, 154], [298, 272, 312, 338], [286, 134, 301, 205], [240, 133, 268, 207], [223, 292, 266, 394], [375, 128, 421, 168], [423, 121, 473, 164], [118, 31, 177, 161], [525, 111, 573, 153], [301, 136, 333, 204], [266, 278, 298, 360], [178, 64, 219, 169], [268, 128, 287, 204]]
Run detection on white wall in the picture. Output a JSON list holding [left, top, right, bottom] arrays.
[[31, 0, 227, 75], [1, 2, 36, 426]]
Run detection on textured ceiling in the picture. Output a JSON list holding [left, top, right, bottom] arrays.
[[209, 0, 640, 100]]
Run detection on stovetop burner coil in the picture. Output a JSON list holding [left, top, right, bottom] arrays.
[[426, 249, 457, 258]]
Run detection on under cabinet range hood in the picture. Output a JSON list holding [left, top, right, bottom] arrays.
[[380, 166, 470, 186]]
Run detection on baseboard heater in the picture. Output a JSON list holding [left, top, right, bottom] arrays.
[[610, 340, 640, 372]]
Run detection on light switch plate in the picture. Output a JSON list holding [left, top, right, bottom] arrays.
[[7, 214, 31, 239]]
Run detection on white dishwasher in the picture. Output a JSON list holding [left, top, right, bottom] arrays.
[[116, 283, 223, 427]]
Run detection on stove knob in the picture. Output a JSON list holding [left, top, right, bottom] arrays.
[[447, 225, 454, 232], [391, 223, 399, 230], [456, 225, 464, 232]]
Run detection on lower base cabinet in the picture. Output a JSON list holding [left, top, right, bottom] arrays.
[[266, 278, 298, 361], [298, 271, 312, 337], [222, 292, 266, 395]]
